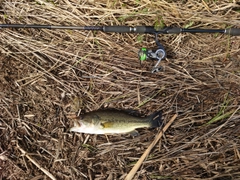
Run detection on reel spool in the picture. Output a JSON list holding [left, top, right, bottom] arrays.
[[138, 34, 166, 73]]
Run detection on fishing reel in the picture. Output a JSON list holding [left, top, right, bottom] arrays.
[[138, 34, 166, 73]]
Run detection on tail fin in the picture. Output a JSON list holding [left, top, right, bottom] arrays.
[[148, 111, 162, 127]]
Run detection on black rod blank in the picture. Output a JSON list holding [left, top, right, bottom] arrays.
[[0, 24, 103, 30], [0, 24, 239, 36]]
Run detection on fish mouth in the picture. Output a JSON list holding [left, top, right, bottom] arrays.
[[69, 121, 83, 132], [66, 114, 79, 119], [67, 114, 82, 127], [69, 126, 80, 132], [74, 120, 81, 127]]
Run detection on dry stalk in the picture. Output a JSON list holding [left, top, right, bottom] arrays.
[[125, 114, 178, 180], [17, 144, 57, 180]]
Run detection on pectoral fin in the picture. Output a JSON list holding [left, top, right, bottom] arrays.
[[101, 122, 114, 128]]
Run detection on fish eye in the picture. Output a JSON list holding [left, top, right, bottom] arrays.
[[93, 114, 100, 119], [89, 114, 99, 124]]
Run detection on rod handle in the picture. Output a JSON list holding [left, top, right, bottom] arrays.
[[103, 26, 131, 33], [103, 26, 156, 33], [164, 27, 182, 34], [225, 28, 240, 36]]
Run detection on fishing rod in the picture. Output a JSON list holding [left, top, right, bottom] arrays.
[[1, 24, 240, 73]]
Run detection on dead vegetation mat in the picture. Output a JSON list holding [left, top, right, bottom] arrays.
[[0, 0, 240, 179]]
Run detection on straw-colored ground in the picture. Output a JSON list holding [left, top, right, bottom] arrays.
[[1, 1, 240, 179]]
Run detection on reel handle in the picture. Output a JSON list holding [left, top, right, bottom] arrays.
[[138, 47, 166, 73]]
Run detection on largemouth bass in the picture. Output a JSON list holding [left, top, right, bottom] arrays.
[[70, 109, 162, 135]]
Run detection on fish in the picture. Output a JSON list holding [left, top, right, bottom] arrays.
[[69, 109, 162, 135]]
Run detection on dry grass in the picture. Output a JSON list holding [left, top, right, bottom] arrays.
[[0, 0, 240, 179]]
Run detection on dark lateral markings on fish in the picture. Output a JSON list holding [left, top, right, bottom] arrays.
[[70, 109, 162, 135]]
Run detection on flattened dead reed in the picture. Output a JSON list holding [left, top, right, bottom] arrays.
[[0, 0, 240, 179]]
